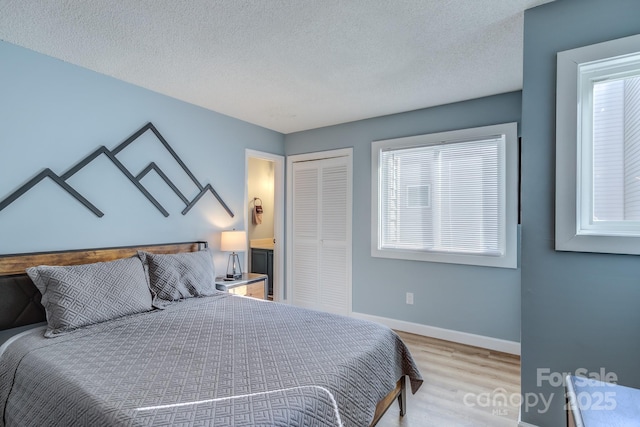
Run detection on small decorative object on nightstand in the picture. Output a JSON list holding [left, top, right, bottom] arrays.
[[220, 230, 246, 280], [215, 273, 268, 300]]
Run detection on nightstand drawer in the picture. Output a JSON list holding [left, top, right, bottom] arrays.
[[227, 282, 265, 299], [215, 273, 268, 300]]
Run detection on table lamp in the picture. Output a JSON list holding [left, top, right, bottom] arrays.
[[221, 230, 247, 280]]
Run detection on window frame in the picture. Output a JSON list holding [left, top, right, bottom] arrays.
[[556, 33, 640, 254], [371, 122, 518, 269]]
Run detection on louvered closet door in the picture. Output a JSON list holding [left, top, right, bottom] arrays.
[[291, 155, 351, 315]]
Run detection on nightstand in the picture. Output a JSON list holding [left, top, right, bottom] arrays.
[[566, 375, 640, 427], [215, 273, 268, 300]]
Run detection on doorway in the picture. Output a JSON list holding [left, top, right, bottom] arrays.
[[245, 149, 284, 302]]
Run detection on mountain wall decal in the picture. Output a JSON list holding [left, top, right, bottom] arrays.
[[0, 122, 234, 218]]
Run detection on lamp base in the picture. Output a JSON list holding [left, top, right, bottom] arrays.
[[226, 252, 242, 281]]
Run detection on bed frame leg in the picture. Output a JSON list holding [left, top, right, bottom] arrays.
[[397, 375, 407, 416], [370, 376, 408, 426]]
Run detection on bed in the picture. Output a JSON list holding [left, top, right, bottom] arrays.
[[0, 242, 422, 426]]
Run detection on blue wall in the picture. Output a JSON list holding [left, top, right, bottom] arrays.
[[521, 0, 640, 425], [0, 41, 284, 273], [285, 92, 522, 342]]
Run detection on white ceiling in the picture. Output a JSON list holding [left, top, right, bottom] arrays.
[[0, 0, 552, 134]]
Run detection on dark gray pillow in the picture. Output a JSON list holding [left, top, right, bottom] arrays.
[[26, 257, 152, 337], [137, 249, 218, 308]]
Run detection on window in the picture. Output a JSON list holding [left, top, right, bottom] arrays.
[[371, 123, 518, 268], [556, 33, 640, 254], [407, 185, 431, 208]]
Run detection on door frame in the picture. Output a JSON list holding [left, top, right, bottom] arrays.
[[286, 148, 353, 311], [245, 149, 285, 302]]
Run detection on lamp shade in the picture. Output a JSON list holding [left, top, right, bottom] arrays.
[[220, 230, 247, 252]]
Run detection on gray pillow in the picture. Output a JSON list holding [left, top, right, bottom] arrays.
[[26, 257, 152, 337], [137, 249, 218, 308]]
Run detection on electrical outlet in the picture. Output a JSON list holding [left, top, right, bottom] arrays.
[[406, 292, 414, 305]]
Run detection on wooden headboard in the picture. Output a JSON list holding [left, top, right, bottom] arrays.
[[0, 241, 207, 331]]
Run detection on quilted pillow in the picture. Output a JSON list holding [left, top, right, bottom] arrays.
[[137, 249, 218, 308], [26, 257, 152, 337]]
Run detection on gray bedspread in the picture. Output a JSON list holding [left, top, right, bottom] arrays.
[[0, 293, 422, 426]]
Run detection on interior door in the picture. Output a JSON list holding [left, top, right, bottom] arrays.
[[291, 155, 351, 315]]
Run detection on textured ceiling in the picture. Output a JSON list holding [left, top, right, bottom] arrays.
[[0, 0, 553, 134]]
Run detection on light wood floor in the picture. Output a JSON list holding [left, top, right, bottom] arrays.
[[377, 331, 521, 427]]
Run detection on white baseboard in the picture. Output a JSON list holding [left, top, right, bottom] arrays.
[[351, 312, 520, 355], [518, 407, 540, 427]]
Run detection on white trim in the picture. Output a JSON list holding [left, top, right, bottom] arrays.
[[518, 405, 541, 427], [351, 311, 521, 355], [371, 122, 518, 269], [245, 149, 285, 302], [286, 148, 353, 312], [556, 33, 640, 254], [565, 375, 584, 427], [287, 147, 353, 164]]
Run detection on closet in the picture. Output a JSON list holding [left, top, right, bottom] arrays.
[[289, 150, 352, 315]]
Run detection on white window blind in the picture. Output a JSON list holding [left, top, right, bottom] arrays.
[[372, 122, 518, 268], [380, 138, 502, 255], [592, 75, 640, 222]]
